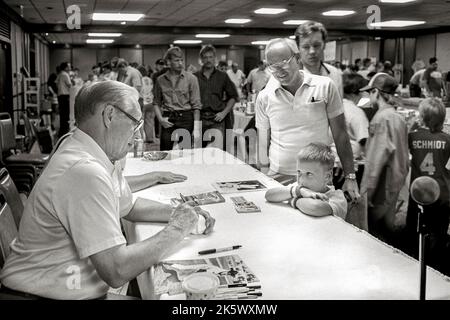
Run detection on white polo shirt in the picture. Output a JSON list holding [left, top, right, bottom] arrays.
[[0, 129, 133, 299], [302, 62, 343, 98], [256, 71, 343, 175]]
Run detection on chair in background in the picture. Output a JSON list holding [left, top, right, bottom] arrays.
[[0, 192, 17, 269], [0, 168, 24, 229], [0, 112, 48, 193]]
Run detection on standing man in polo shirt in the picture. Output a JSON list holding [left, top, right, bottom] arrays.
[[153, 46, 202, 151], [295, 21, 343, 97], [227, 62, 246, 99], [56, 62, 72, 137], [194, 45, 238, 149], [246, 61, 271, 96], [256, 38, 359, 203]]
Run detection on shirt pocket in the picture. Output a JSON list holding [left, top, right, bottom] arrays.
[[296, 101, 327, 123]]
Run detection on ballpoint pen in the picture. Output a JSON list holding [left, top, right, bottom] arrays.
[[198, 245, 242, 255]]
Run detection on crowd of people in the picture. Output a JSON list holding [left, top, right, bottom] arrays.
[[0, 19, 449, 300]]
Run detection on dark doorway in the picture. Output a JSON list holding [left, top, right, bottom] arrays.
[[0, 41, 13, 116]]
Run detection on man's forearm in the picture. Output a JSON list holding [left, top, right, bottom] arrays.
[[222, 98, 236, 116], [154, 104, 164, 121], [123, 197, 172, 223], [125, 173, 161, 193], [103, 225, 185, 288]]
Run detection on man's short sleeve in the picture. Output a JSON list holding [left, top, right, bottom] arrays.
[[53, 161, 126, 259], [327, 189, 348, 219], [255, 90, 270, 130], [326, 80, 344, 119]]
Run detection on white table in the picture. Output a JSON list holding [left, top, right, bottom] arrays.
[[123, 148, 450, 300]]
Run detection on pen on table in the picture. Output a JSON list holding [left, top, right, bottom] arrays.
[[198, 245, 242, 255]]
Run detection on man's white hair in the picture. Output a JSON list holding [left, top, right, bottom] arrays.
[[265, 38, 299, 60]]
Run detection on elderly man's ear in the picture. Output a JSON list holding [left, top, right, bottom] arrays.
[[102, 105, 115, 129]]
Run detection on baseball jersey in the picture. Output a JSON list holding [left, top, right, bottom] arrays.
[[408, 127, 450, 204]]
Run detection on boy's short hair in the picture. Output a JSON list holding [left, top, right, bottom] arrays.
[[296, 143, 335, 170], [164, 46, 183, 61], [419, 98, 446, 133], [343, 73, 367, 95]]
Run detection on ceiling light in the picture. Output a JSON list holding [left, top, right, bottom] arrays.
[[225, 18, 251, 24], [379, 0, 416, 3], [251, 40, 270, 45], [121, 21, 126, 25], [370, 20, 425, 27], [173, 40, 202, 44], [92, 13, 143, 21], [45, 33, 49, 36], [322, 10, 355, 16], [52, 40, 56, 44], [88, 33, 122, 37], [254, 8, 287, 15], [86, 39, 115, 44], [289, 35, 296, 39], [283, 20, 308, 25], [196, 34, 230, 38]]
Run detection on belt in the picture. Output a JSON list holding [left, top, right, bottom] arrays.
[[0, 285, 107, 300], [163, 110, 193, 117]]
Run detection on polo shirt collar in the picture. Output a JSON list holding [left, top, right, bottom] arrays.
[[72, 128, 115, 174], [267, 70, 313, 94]]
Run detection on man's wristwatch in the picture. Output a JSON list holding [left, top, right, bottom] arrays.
[[345, 173, 357, 180]]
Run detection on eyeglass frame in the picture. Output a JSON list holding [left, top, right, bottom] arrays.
[[109, 104, 144, 133], [267, 54, 297, 73]]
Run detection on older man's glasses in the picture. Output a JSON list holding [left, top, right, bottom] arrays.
[[111, 105, 143, 133], [267, 55, 295, 73]]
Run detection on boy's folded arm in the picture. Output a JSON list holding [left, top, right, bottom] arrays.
[[265, 187, 292, 202], [293, 198, 333, 217]]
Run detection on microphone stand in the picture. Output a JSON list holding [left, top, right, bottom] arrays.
[[417, 204, 428, 300]]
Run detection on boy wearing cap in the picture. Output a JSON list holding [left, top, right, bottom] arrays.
[[359, 73, 410, 245]]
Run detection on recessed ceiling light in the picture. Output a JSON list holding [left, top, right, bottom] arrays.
[[52, 40, 56, 44], [45, 33, 49, 36], [225, 18, 251, 24], [322, 10, 355, 16], [251, 40, 270, 45], [254, 8, 287, 15], [121, 21, 126, 25], [86, 39, 115, 44], [283, 20, 308, 25], [195, 34, 230, 38], [88, 33, 122, 37], [173, 40, 202, 44], [370, 20, 425, 27], [92, 13, 143, 21], [289, 35, 296, 39], [379, 0, 416, 3]]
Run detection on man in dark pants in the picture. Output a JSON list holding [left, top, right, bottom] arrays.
[[56, 62, 72, 137], [153, 47, 202, 150], [194, 45, 238, 149]]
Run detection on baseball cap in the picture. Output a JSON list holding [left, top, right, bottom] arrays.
[[359, 72, 398, 94]]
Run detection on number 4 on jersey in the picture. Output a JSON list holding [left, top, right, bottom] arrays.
[[420, 152, 436, 175]]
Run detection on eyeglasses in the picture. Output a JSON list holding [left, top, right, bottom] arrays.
[[110, 105, 144, 133], [267, 55, 295, 73]]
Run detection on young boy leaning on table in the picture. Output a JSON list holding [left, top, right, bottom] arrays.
[[265, 143, 348, 218]]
